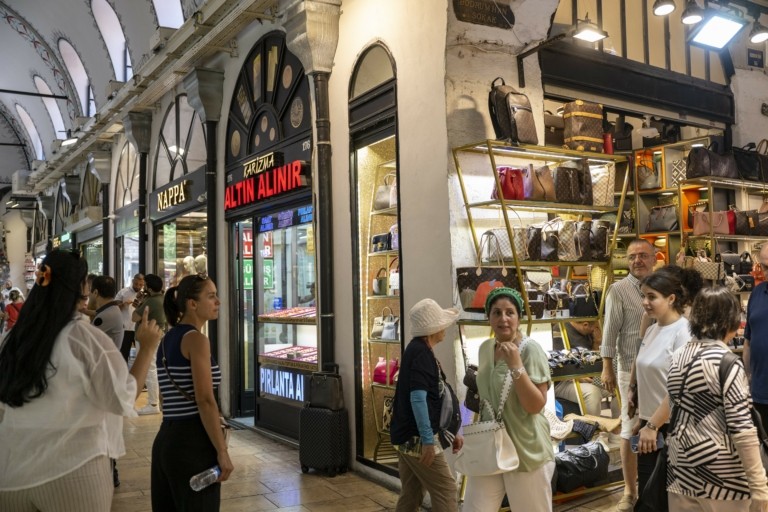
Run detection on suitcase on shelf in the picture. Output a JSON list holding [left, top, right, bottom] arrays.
[[299, 406, 349, 476], [563, 100, 604, 153]]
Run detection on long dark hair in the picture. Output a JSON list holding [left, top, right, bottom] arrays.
[[0, 250, 88, 407], [163, 274, 210, 327], [641, 265, 703, 314]]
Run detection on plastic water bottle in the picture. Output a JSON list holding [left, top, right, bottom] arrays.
[[189, 465, 221, 491]]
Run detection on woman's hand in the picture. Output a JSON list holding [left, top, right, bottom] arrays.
[[452, 434, 464, 454], [495, 340, 522, 370], [420, 444, 436, 467], [627, 386, 638, 419], [216, 449, 234, 482], [638, 426, 659, 454]]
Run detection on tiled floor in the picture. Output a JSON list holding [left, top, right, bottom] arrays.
[[113, 394, 621, 511]]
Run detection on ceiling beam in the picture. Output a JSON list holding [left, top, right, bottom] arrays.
[[0, 88, 69, 100]]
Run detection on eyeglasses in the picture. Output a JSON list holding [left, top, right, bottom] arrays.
[[628, 253, 653, 262]]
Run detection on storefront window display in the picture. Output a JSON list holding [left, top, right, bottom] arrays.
[[118, 230, 140, 289], [81, 238, 103, 275], [155, 211, 208, 289]]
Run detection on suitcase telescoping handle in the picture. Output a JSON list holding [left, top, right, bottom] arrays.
[[321, 362, 340, 375]]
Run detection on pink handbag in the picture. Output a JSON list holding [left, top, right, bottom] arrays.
[[692, 211, 730, 236], [373, 357, 399, 385]]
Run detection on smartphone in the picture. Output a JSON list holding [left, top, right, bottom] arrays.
[[630, 432, 665, 453]]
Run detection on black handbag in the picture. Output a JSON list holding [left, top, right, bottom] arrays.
[[646, 204, 679, 232], [370, 233, 391, 252], [463, 364, 480, 413], [309, 363, 345, 410], [590, 220, 611, 261], [686, 145, 739, 180], [570, 285, 601, 317], [526, 225, 543, 261], [575, 221, 593, 261], [555, 441, 610, 493], [733, 143, 766, 182]]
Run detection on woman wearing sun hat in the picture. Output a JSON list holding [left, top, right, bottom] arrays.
[[462, 287, 555, 512], [389, 298, 463, 512]]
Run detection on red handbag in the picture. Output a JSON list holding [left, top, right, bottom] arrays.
[[373, 357, 399, 385], [491, 167, 525, 201], [727, 210, 736, 234]]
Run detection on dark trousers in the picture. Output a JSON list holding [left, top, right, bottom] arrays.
[[636, 421, 667, 499], [151, 416, 220, 512], [119, 330, 135, 362]]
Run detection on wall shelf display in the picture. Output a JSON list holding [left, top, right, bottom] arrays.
[[353, 136, 402, 469]]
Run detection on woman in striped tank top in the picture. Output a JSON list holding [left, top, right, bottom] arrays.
[[151, 274, 233, 511]]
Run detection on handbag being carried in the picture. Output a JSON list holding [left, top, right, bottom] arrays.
[[454, 371, 519, 476]]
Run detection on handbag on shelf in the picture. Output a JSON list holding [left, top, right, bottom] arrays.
[[545, 286, 571, 317], [612, 242, 628, 270], [389, 223, 399, 250], [372, 268, 387, 295], [456, 267, 516, 313], [611, 115, 633, 151], [555, 219, 578, 261], [373, 173, 397, 210], [569, 284, 600, 317], [540, 221, 559, 262], [589, 265, 608, 291], [575, 221, 593, 261], [686, 144, 739, 180], [562, 100, 604, 153], [692, 210, 731, 236], [716, 252, 752, 276], [388, 258, 400, 296], [618, 209, 635, 234], [491, 166, 526, 201], [554, 441, 610, 493], [527, 299, 545, 319], [526, 270, 552, 290], [488, 77, 538, 144], [454, 372, 519, 476], [531, 165, 556, 201], [382, 396, 394, 431], [590, 219, 612, 261], [737, 274, 756, 292], [370, 232, 391, 253], [693, 250, 725, 281], [754, 257, 767, 286], [636, 150, 661, 190], [371, 307, 399, 340], [732, 142, 767, 182], [373, 356, 399, 385], [526, 224, 543, 261], [554, 160, 593, 205], [646, 204, 679, 232], [590, 162, 615, 207], [309, 363, 345, 410]]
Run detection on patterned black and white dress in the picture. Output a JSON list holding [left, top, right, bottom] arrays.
[[666, 339, 753, 501]]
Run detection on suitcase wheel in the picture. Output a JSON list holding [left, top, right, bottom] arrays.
[[301, 465, 309, 474]]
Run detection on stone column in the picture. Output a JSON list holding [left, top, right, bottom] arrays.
[[123, 112, 152, 277]]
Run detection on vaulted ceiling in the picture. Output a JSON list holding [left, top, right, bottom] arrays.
[[0, 0, 191, 185]]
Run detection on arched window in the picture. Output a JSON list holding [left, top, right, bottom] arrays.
[[153, 95, 206, 188], [350, 45, 395, 99], [15, 104, 44, 159], [152, 0, 184, 28], [91, 0, 132, 81], [115, 141, 139, 208], [58, 39, 95, 114], [33, 76, 66, 138]]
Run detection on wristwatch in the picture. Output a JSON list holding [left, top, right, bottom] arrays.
[[510, 366, 527, 380], [645, 421, 659, 432]]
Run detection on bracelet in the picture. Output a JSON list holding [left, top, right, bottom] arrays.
[[645, 421, 659, 432], [510, 366, 527, 380]]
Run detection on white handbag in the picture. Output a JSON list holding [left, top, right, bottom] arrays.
[[590, 162, 616, 207], [454, 372, 519, 476]]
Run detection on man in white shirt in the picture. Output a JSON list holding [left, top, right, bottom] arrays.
[[115, 274, 144, 362]]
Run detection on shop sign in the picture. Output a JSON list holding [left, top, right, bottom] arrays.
[[156, 180, 190, 212], [453, 0, 514, 29], [243, 228, 253, 258], [263, 258, 274, 289], [258, 205, 313, 234], [52, 232, 71, 249], [224, 160, 308, 210], [262, 232, 273, 258], [748, 49, 764, 68], [259, 366, 306, 402], [243, 259, 253, 290]]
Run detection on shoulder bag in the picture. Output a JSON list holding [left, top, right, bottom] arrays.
[[686, 144, 739, 180], [373, 173, 397, 210], [590, 162, 615, 207], [531, 165, 556, 201], [636, 150, 661, 190], [692, 210, 731, 236], [646, 204, 679, 232], [436, 358, 461, 449], [491, 166, 526, 201], [454, 372, 519, 476], [161, 338, 230, 446]]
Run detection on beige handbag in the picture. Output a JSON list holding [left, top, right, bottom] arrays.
[[554, 218, 578, 261], [693, 250, 725, 281], [590, 162, 616, 207]]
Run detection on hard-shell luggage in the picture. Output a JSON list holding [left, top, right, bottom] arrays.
[[563, 100, 604, 153], [299, 406, 349, 476], [488, 77, 538, 144]]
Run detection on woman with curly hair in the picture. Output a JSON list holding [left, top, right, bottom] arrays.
[[0, 250, 162, 511]]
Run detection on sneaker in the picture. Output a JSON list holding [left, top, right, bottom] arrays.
[[136, 404, 160, 415], [616, 494, 637, 512]]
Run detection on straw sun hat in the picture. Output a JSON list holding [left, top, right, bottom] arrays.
[[409, 298, 459, 337]]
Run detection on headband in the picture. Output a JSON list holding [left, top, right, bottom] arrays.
[[485, 287, 524, 316]]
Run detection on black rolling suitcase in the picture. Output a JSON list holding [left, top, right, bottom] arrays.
[[299, 406, 349, 476]]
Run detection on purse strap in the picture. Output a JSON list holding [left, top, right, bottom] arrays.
[[161, 336, 195, 403], [669, 351, 705, 429], [381, 306, 394, 318], [480, 369, 514, 422]]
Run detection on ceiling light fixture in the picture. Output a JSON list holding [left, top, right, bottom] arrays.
[[572, 16, 609, 42], [654, 0, 676, 17], [689, 9, 748, 49], [681, 0, 704, 24], [750, 21, 768, 44]]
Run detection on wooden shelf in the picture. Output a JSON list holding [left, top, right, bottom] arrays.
[[466, 198, 619, 215], [370, 206, 398, 217]]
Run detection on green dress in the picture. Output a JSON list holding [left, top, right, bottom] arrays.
[[476, 336, 554, 472]]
